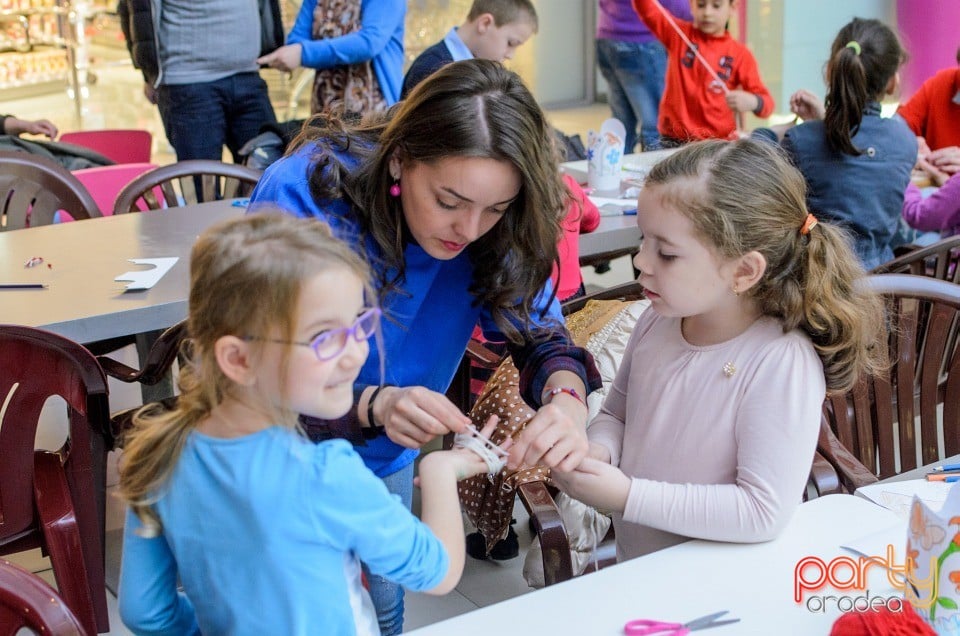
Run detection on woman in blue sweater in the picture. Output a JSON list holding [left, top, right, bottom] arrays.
[[250, 58, 600, 634]]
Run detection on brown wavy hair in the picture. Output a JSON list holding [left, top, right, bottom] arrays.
[[290, 59, 568, 342], [646, 139, 887, 393], [118, 212, 375, 535]]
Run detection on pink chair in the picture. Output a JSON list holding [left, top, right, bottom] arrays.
[[72, 163, 158, 218], [59, 129, 152, 165]]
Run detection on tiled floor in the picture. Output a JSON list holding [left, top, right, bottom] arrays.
[[4, 48, 635, 633]]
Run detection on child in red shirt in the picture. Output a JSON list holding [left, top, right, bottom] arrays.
[[633, 0, 774, 143]]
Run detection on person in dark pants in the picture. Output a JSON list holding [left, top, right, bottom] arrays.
[[118, 0, 278, 161]]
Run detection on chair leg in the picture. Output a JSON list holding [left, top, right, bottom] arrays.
[[33, 451, 101, 635]]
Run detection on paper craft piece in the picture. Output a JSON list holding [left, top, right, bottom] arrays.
[[856, 479, 954, 520], [905, 483, 960, 632], [115, 257, 179, 291], [587, 118, 626, 194]]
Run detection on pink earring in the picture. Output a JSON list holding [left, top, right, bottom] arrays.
[[389, 180, 401, 197]]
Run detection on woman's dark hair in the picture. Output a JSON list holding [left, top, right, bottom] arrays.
[[291, 59, 567, 342], [824, 18, 906, 155]]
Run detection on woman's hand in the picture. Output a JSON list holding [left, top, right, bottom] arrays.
[[257, 44, 303, 73], [375, 385, 471, 449], [507, 392, 588, 472], [551, 457, 631, 514], [789, 89, 825, 121]]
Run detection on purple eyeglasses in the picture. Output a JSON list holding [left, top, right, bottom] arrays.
[[245, 307, 381, 361]]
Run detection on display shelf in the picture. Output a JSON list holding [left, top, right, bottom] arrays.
[[0, 0, 67, 94]]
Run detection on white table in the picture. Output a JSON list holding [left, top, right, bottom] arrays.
[[0, 200, 241, 343], [409, 495, 907, 635]]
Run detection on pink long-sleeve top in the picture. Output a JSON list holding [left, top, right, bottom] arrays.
[[901, 176, 960, 238], [587, 310, 824, 560]]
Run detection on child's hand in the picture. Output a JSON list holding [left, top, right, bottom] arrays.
[[929, 145, 960, 176], [415, 416, 508, 485], [550, 457, 630, 514], [725, 90, 758, 113], [788, 89, 825, 121], [917, 156, 950, 187], [587, 441, 612, 464]]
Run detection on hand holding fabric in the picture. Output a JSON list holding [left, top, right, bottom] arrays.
[[507, 392, 588, 472]]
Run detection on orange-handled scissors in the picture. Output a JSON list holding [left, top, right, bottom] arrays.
[[624, 610, 740, 635]]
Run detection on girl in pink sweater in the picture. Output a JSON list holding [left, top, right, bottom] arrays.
[[551, 139, 888, 560]]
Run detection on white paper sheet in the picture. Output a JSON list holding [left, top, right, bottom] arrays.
[[115, 257, 179, 291], [855, 479, 957, 519]]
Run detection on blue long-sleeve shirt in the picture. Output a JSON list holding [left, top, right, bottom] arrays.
[[119, 431, 447, 636], [249, 143, 599, 476], [287, 0, 405, 106]]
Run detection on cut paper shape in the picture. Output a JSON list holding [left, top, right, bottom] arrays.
[[115, 257, 179, 291]]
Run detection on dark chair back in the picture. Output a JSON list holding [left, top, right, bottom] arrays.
[[0, 559, 86, 635], [0, 151, 101, 230], [823, 274, 960, 482], [113, 160, 262, 214], [872, 235, 960, 283], [0, 325, 111, 633]]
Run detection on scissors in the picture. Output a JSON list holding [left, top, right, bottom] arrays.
[[624, 610, 740, 635]]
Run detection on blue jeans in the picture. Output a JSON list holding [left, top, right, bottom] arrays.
[[363, 461, 414, 636], [596, 38, 668, 153], [156, 72, 276, 161]]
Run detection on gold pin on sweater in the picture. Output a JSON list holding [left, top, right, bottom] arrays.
[[722, 361, 736, 377]]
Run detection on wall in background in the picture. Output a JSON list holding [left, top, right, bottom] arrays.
[[748, 0, 896, 114]]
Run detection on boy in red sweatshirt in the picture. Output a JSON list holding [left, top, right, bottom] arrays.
[[633, 0, 773, 143]]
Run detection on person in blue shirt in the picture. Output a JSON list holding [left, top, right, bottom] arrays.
[[118, 213, 500, 636], [751, 18, 916, 270], [249, 59, 601, 634], [258, 0, 405, 113]]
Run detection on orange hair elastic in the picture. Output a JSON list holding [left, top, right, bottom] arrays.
[[800, 213, 819, 236]]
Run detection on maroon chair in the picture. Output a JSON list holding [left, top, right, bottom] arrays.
[[0, 559, 86, 636], [0, 151, 101, 230], [0, 325, 112, 633]]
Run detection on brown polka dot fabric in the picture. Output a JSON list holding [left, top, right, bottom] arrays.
[[457, 299, 633, 553], [457, 357, 548, 553]]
